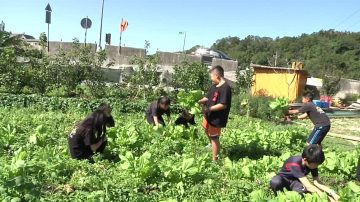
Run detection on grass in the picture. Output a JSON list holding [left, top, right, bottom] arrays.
[[330, 118, 360, 137], [295, 118, 360, 152]]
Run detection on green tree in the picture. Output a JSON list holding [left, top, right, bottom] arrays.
[[39, 32, 47, 51], [211, 30, 360, 80], [46, 38, 107, 97], [172, 61, 211, 91]]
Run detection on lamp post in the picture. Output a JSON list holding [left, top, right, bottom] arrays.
[[0, 21, 5, 31], [98, 0, 105, 51], [179, 31, 187, 54]]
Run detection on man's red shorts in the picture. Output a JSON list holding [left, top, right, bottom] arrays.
[[202, 118, 221, 137]]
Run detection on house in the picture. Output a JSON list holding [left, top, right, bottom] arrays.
[[10, 33, 41, 50], [251, 64, 309, 102]]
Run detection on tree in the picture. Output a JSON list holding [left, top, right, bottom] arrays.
[[211, 30, 360, 80], [172, 61, 211, 91], [39, 32, 47, 51], [126, 55, 159, 87], [47, 38, 107, 97], [144, 40, 150, 55], [235, 66, 254, 95], [0, 31, 28, 93]]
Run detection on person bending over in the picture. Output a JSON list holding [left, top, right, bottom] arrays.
[[288, 93, 331, 145], [270, 145, 339, 202], [68, 103, 115, 161], [146, 96, 171, 126], [175, 110, 196, 128]]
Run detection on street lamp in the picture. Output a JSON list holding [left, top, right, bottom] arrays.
[[98, 0, 105, 51], [0, 21, 5, 32], [45, 3, 52, 53], [179, 31, 187, 54]]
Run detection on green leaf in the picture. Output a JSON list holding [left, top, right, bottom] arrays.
[[348, 181, 360, 193]]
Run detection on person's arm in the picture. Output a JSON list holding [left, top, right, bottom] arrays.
[[313, 178, 340, 201], [90, 137, 106, 152], [84, 130, 105, 153], [289, 104, 310, 115], [209, 103, 227, 111], [153, 116, 160, 126], [288, 109, 300, 115], [199, 97, 208, 105], [298, 113, 308, 119], [298, 177, 323, 195]]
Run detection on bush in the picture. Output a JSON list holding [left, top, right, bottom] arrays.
[[236, 94, 286, 121], [172, 61, 211, 91]]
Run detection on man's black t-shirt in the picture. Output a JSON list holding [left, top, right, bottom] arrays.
[[175, 116, 196, 128], [146, 101, 170, 124], [205, 82, 232, 128], [298, 103, 330, 127], [279, 156, 318, 180]]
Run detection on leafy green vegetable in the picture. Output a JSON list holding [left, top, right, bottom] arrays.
[[177, 90, 203, 115], [0, 95, 357, 201]]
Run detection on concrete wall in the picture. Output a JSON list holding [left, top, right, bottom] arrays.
[[105, 45, 145, 58], [212, 58, 238, 71], [157, 51, 202, 65], [335, 78, 360, 98], [102, 68, 122, 83], [156, 51, 238, 71], [48, 42, 145, 66], [48, 42, 97, 55], [47, 42, 240, 84]]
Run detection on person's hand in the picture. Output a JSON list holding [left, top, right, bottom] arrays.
[[202, 106, 210, 115], [284, 115, 292, 122], [330, 192, 340, 202]]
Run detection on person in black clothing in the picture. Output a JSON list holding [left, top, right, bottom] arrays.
[[146, 96, 171, 126], [288, 93, 331, 145], [270, 145, 339, 201], [199, 65, 232, 161], [175, 110, 196, 128], [68, 103, 115, 161]]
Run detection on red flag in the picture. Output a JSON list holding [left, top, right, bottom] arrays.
[[120, 20, 129, 32]]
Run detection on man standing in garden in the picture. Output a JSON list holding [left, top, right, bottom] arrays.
[[199, 65, 232, 161]]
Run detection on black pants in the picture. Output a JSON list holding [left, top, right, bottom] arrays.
[[270, 175, 307, 195], [68, 135, 107, 160]]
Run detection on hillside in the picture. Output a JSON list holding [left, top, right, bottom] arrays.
[[211, 30, 360, 80]]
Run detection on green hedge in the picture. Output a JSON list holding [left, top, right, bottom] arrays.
[[0, 93, 182, 113]]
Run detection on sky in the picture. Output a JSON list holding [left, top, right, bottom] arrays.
[[1, 0, 360, 53]]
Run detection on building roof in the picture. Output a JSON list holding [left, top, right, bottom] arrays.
[[10, 33, 37, 40], [250, 63, 309, 75]]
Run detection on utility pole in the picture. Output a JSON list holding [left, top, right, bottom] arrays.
[[273, 51, 279, 67], [179, 31, 187, 54], [182, 32, 187, 54], [98, 0, 105, 51]]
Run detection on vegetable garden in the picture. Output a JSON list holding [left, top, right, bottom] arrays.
[[1, 95, 359, 202]]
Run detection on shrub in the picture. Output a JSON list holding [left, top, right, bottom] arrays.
[[236, 94, 286, 121]]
